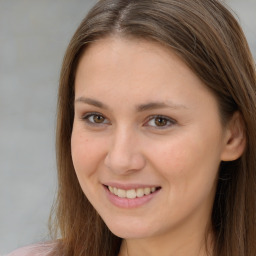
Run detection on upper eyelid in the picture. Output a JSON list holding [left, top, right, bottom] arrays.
[[81, 112, 105, 118], [81, 113, 174, 120], [81, 112, 110, 125], [80, 112, 176, 126], [143, 115, 177, 128], [145, 115, 176, 123]]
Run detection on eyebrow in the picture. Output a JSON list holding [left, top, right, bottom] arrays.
[[136, 102, 187, 112], [75, 97, 108, 109], [75, 97, 187, 111]]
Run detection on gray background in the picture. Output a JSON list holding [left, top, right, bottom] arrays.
[[0, 0, 255, 254]]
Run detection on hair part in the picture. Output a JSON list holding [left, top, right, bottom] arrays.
[[50, 1, 256, 255]]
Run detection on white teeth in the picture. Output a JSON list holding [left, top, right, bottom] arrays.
[[144, 187, 151, 195], [126, 189, 137, 199], [151, 187, 156, 192], [136, 188, 144, 197], [108, 186, 158, 198], [109, 186, 114, 193], [117, 189, 126, 198]]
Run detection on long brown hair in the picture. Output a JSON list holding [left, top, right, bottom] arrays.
[[49, 0, 256, 255]]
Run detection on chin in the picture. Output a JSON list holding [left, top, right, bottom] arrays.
[[103, 216, 156, 239]]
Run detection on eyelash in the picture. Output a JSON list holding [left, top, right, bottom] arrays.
[[81, 112, 110, 126], [145, 115, 176, 129], [81, 112, 176, 129]]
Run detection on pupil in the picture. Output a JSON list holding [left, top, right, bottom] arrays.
[[155, 117, 167, 126], [94, 115, 104, 123]]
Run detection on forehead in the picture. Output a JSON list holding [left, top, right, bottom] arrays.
[[75, 36, 203, 89], [77, 36, 186, 74], [74, 36, 218, 113]]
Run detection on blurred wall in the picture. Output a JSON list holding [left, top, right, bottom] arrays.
[[0, 1, 96, 254], [0, 0, 255, 254]]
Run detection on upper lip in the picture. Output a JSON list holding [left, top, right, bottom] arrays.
[[103, 182, 161, 190]]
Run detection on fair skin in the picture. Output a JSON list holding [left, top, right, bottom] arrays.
[[71, 37, 245, 256]]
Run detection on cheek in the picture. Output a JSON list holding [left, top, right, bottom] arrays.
[[148, 136, 197, 175], [71, 129, 109, 208], [151, 135, 220, 220], [71, 129, 104, 180], [149, 132, 221, 192]]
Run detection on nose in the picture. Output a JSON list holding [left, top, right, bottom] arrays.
[[104, 127, 146, 175]]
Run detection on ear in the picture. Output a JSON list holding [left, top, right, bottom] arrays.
[[221, 111, 246, 161]]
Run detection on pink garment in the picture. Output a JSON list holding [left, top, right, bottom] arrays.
[[5, 243, 55, 256]]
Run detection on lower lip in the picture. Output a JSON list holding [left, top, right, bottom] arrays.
[[103, 186, 160, 208]]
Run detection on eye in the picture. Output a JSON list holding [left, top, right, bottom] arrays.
[[145, 115, 176, 129], [82, 112, 110, 125]]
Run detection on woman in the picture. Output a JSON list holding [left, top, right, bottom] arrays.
[[8, 0, 256, 255]]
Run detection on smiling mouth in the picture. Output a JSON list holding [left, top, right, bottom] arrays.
[[106, 186, 161, 199]]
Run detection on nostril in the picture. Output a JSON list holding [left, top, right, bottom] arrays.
[[104, 150, 146, 174]]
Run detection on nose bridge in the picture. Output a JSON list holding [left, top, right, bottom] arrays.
[[104, 125, 145, 174]]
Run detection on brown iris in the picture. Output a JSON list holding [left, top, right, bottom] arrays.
[[93, 115, 105, 123], [155, 117, 168, 127]]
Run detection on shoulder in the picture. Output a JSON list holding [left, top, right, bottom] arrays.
[[6, 242, 56, 256]]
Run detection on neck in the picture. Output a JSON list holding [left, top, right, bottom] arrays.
[[118, 226, 213, 256]]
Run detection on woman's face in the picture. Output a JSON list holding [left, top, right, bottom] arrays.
[[71, 37, 229, 240]]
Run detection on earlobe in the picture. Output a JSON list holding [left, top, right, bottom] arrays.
[[221, 111, 246, 161]]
